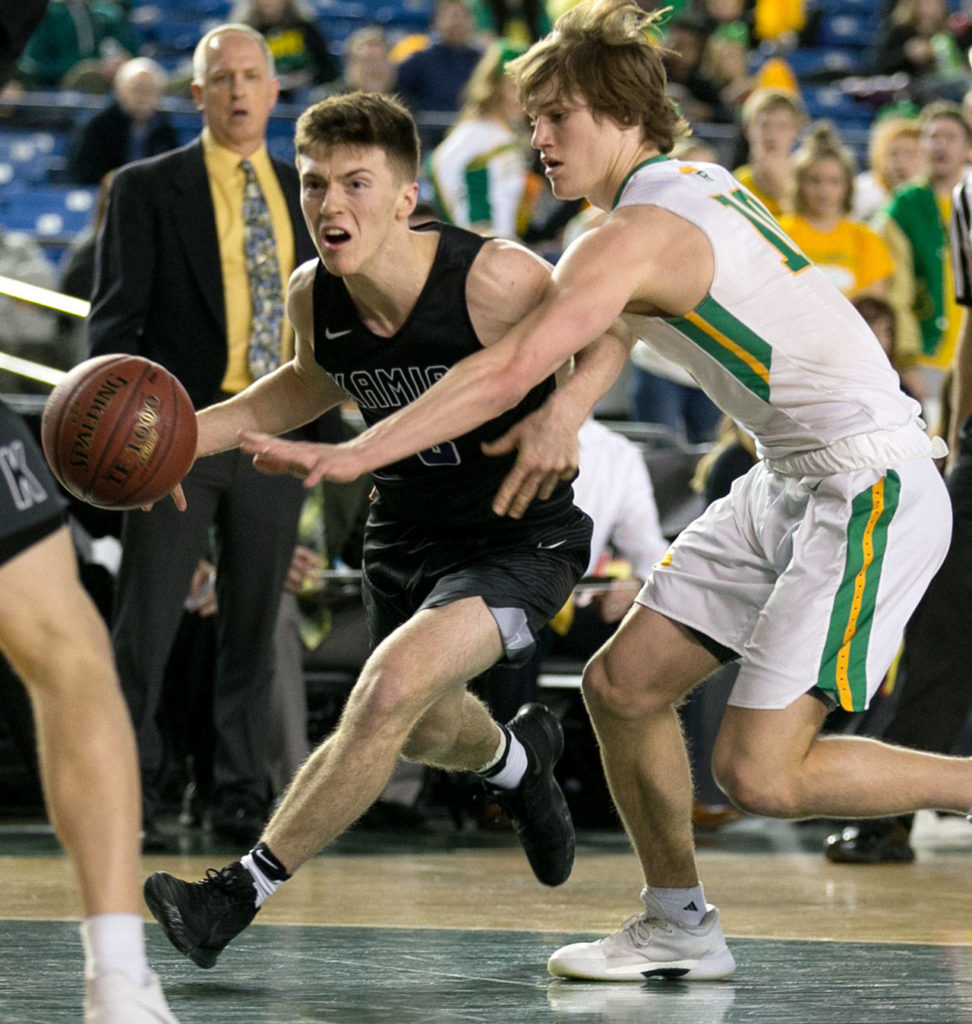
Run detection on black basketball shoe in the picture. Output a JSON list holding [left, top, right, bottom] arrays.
[[143, 862, 259, 968], [487, 702, 575, 887]]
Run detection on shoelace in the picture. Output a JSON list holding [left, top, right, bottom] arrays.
[[202, 866, 252, 901], [619, 910, 676, 945]]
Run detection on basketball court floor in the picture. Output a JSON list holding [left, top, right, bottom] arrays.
[[0, 810, 969, 1023]]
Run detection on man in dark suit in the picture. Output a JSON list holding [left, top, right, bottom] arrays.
[[67, 56, 180, 185], [88, 23, 316, 849]]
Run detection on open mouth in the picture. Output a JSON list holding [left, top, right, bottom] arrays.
[[322, 227, 351, 247]]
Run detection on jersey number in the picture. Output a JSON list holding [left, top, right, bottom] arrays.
[[417, 441, 461, 466], [713, 189, 811, 274]]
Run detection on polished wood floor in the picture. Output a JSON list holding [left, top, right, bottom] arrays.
[[0, 810, 969, 1022]]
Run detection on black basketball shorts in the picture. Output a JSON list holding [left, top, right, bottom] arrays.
[[0, 402, 67, 568], [362, 504, 593, 666]]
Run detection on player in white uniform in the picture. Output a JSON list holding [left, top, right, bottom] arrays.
[[239, 0, 972, 982]]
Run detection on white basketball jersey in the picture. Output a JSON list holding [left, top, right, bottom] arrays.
[[615, 158, 932, 475]]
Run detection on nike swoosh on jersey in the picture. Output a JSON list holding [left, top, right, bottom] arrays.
[[324, 327, 352, 339], [537, 539, 566, 549]]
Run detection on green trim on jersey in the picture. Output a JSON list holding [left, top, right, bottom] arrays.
[[666, 294, 773, 402], [817, 471, 901, 712], [464, 142, 519, 224], [465, 164, 490, 224], [611, 154, 669, 210]]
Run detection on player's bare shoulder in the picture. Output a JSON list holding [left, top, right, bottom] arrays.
[[286, 258, 319, 338], [466, 237, 553, 346]]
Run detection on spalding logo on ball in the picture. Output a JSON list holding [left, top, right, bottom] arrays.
[[41, 354, 197, 510]]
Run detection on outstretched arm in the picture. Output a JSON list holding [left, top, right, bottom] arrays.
[[240, 219, 645, 486], [483, 319, 634, 517], [240, 206, 712, 498], [197, 262, 346, 457]]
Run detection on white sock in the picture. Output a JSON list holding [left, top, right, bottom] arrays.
[[81, 913, 150, 986], [647, 884, 707, 927], [476, 727, 528, 790], [241, 851, 283, 908]]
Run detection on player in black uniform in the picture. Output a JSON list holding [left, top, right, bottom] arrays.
[[143, 92, 632, 971], [0, 5, 178, 1020]]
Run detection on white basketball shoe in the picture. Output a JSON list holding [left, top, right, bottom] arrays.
[[84, 970, 179, 1023], [548, 889, 736, 982]]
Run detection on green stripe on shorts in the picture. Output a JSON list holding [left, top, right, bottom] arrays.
[[817, 471, 901, 711]]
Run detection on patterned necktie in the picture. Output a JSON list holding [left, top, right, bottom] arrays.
[[241, 159, 284, 379]]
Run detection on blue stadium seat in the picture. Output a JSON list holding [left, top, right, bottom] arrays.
[[785, 47, 857, 80], [818, 12, 881, 50], [0, 185, 98, 262], [801, 84, 874, 131], [0, 130, 65, 186]]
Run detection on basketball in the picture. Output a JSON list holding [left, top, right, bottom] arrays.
[[41, 354, 197, 510]]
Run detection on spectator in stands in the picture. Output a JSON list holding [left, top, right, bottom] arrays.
[[876, 100, 970, 408], [853, 294, 902, 371], [470, 0, 551, 46], [700, 20, 756, 111], [732, 86, 806, 218], [0, 225, 58, 374], [16, 0, 139, 92], [874, 0, 972, 104], [853, 114, 924, 223], [395, 0, 483, 147], [663, 13, 734, 125], [232, 0, 338, 101], [778, 126, 896, 300], [329, 26, 395, 95], [428, 41, 530, 239], [698, 0, 753, 36], [66, 57, 178, 185]]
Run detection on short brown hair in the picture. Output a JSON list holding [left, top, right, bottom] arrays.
[[294, 92, 421, 182], [506, 0, 688, 154]]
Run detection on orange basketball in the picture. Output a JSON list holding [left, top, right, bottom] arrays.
[[41, 354, 197, 510]]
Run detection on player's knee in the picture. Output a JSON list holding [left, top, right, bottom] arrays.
[[11, 615, 114, 701], [347, 657, 426, 738], [713, 755, 800, 818], [581, 653, 668, 721]]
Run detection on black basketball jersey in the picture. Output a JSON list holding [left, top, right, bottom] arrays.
[[312, 223, 574, 532]]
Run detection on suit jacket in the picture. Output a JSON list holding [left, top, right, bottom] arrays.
[[67, 101, 180, 185], [88, 138, 316, 410]]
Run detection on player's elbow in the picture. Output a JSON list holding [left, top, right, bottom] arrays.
[[478, 366, 533, 419]]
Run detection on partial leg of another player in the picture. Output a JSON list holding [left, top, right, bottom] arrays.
[[713, 698, 972, 822], [144, 595, 574, 969], [549, 604, 736, 982], [0, 527, 177, 1022]]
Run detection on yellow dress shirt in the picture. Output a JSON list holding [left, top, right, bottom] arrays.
[[201, 129, 296, 393]]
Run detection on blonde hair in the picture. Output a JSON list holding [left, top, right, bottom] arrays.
[[459, 42, 519, 121], [785, 123, 856, 215], [506, 0, 688, 154], [740, 85, 806, 129], [867, 116, 921, 192]]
